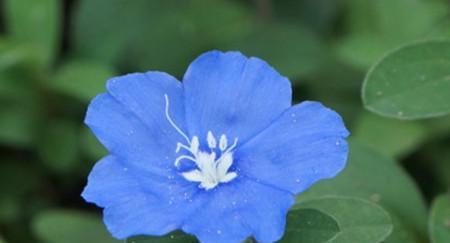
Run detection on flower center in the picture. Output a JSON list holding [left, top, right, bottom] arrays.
[[164, 94, 238, 190]]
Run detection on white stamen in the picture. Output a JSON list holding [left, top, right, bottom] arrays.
[[165, 95, 238, 190], [216, 153, 233, 179], [182, 170, 204, 182], [164, 94, 190, 144], [219, 134, 227, 151], [190, 136, 200, 154], [220, 172, 237, 183], [224, 138, 238, 154], [174, 155, 197, 167], [175, 143, 186, 153], [207, 131, 217, 149]]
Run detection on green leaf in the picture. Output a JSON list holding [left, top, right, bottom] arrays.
[[293, 197, 392, 243], [429, 194, 450, 243], [362, 40, 450, 119], [37, 120, 79, 173], [0, 100, 41, 147], [273, 0, 341, 37], [336, 0, 447, 68], [336, 34, 393, 70], [0, 195, 21, 223], [428, 19, 450, 39], [127, 210, 336, 243], [126, 231, 197, 243], [0, 70, 37, 101], [0, 40, 43, 102], [0, 160, 43, 223], [280, 208, 339, 243], [32, 209, 120, 243], [73, 0, 252, 76], [47, 60, 115, 102], [300, 142, 428, 242], [352, 112, 427, 158], [4, 0, 60, 67], [0, 39, 40, 71], [228, 23, 325, 79], [0, 67, 43, 147], [126, 209, 338, 243]]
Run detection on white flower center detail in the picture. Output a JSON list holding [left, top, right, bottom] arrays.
[[164, 94, 238, 190]]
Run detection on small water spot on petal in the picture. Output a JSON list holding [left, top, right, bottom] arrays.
[[295, 179, 300, 183], [168, 196, 175, 205], [123, 167, 128, 172], [217, 230, 222, 234]]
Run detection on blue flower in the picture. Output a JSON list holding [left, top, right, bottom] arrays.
[[82, 50, 349, 243]]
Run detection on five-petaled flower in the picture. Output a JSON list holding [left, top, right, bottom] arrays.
[[82, 51, 349, 243]]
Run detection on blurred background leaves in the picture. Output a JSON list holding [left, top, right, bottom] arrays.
[[32, 209, 120, 243], [0, 0, 449, 242]]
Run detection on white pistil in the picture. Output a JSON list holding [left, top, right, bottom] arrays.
[[164, 94, 191, 144], [164, 94, 238, 190]]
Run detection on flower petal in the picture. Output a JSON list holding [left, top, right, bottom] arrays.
[[82, 156, 200, 239], [236, 101, 350, 194], [106, 71, 187, 138], [237, 179, 295, 242], [85, 71, 185, 176], [103, 192, 185, 239], [183, 50, 292, 143], [181, 178, 294, 243], [82, 155, 140, 208]]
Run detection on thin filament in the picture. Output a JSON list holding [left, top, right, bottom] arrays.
[[174, 155, 197, 167], [164, 94, 190, 144]]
